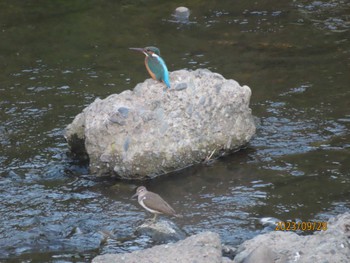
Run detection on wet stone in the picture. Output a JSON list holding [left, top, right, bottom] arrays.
[[135, 219, 186, 243], [174, 7, 190, 23]]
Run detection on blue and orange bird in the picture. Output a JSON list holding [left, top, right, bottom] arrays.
[[129, 46, 171, 89]]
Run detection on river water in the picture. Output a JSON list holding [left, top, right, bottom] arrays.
[[0, 0, 349, 262]]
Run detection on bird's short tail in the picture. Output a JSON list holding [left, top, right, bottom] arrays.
[[163, 79, 171, 89], [162, 73, 171, 89]]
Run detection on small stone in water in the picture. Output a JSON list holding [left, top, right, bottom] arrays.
[[174, 6, 190, 22]]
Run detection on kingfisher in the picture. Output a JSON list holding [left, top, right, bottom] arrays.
[[129, 46, 171, 89]]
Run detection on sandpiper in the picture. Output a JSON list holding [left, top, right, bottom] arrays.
[[132, 186, 182, 221]]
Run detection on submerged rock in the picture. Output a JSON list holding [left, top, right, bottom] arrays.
[[92, 231, 223, 263], [174, 7, 190, 23], [136, 219, 186, 243], [65, 69, 256, 179]]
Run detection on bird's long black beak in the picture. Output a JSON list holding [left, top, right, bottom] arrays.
[[129, 47, 145, 53], [131, 192, 138, 199]]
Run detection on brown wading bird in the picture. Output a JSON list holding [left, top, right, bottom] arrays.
[[132, 186, 182, 221]]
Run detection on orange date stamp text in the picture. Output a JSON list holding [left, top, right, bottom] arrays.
[[275, 221, 327, 231]]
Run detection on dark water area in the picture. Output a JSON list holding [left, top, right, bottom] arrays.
[[1, 0, 350, 261]]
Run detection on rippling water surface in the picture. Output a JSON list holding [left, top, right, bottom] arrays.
[[1, 0, 350, 261]]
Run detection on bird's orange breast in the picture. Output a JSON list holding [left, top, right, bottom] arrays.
[[145, 57, 157, 80]]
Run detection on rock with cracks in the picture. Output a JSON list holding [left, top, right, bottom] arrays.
[[65, 69, 256, 179]]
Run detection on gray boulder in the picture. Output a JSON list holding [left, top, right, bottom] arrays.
[[234, 213, 350, 263], [92, 231, 223, 263], [65, 69, 256, 179]]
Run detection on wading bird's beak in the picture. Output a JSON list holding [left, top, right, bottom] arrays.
[[131, 192, 138, 199]]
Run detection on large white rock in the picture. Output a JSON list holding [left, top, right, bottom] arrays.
[[65, 69, 256, 179]]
